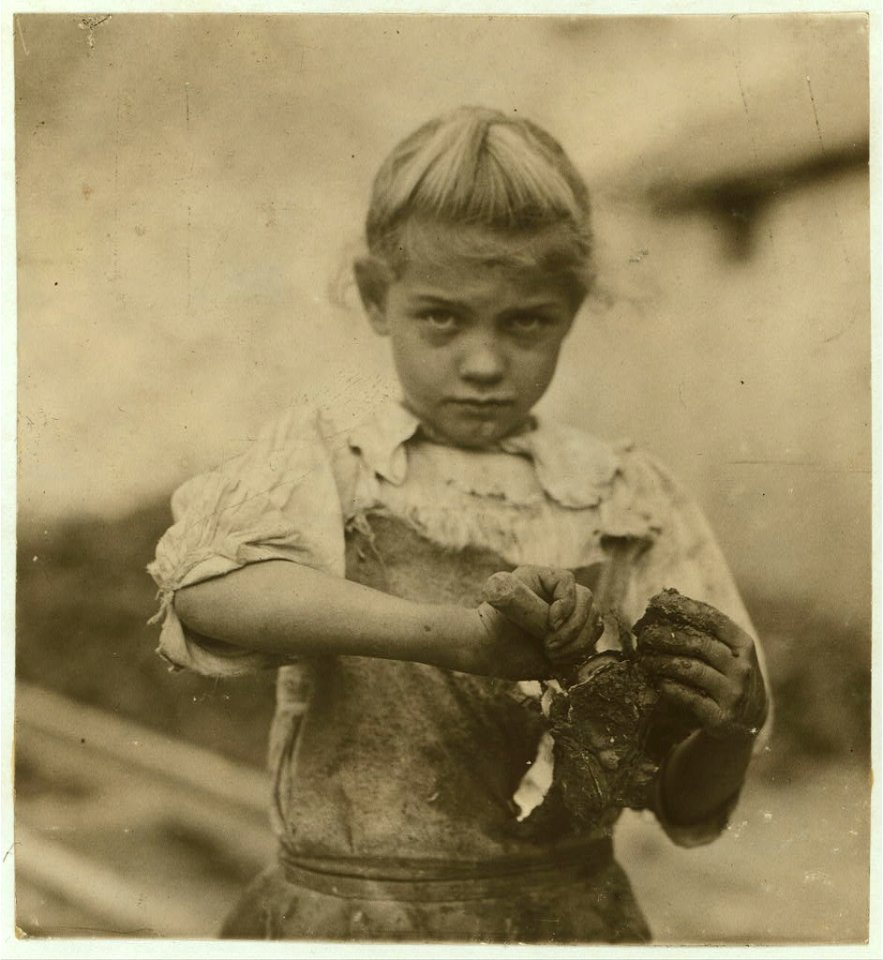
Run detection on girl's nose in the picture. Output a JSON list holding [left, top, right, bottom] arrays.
[[458, 339, 506, 384]]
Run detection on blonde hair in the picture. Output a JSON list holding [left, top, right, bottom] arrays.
[[365, 106, 595, 297]]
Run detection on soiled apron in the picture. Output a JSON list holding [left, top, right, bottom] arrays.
[[221, 512, 652, 943]]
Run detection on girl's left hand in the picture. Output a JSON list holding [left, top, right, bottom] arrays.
[[639, 597, 768, 740]]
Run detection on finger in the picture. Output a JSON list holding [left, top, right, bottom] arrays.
[[642, 654, 731, 702], [712, 617, 756, 655], [545, 586, 593, 646], [545, 588, 603, 662], [482, 572, 550, 637], [510, 566, 578, 632], [546, 635, 598, 667], [513, 566, 576, 630], [544, 633, 589, 665], [658, 680, 764, 739], [638, 627, 732, 672], [546, 590, 591, 646], [545, 620, 604, 663], [545, 569, 576, 630], [510, 565, 556, 597], [657, 679, 727, 731], [655, 593, 752, 654]]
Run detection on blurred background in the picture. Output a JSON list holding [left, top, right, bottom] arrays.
[[13, 12, 871, 943]]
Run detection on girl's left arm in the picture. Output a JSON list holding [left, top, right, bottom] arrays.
[[639, 599, 769, 828], [659, 731, 756, 829], [621, 449, 772, 840]]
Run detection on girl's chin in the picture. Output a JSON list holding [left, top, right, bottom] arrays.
[[420, 415, 519, 449]]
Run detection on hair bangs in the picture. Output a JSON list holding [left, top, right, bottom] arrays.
[[405, 123, 582, 230], [366, 106, 594, 293]]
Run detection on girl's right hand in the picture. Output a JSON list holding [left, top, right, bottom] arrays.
[[475, 566, 603, 677]]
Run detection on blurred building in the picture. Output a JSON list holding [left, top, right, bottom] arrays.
[[544, 15, 870, 626]]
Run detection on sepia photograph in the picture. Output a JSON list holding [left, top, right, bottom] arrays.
[[3, 3, 878, 954]]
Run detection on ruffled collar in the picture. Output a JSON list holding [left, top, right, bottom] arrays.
[[347, 399, 621, 509]]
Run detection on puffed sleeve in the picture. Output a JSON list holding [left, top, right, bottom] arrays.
[[147, 407, 346, 677], [620, 450, 772, 847]]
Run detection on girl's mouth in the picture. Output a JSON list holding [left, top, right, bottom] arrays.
[[448, 399, 514, 418], [448, 397, 513, 408]]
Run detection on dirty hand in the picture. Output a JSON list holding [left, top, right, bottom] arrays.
[[639, 596, 768, 740], [480, 566, 603, 667]]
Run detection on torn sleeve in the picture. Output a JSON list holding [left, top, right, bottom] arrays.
[[146, 407, 346, 676]]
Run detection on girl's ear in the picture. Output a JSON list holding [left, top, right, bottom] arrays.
[[354, 257, 392, 335]]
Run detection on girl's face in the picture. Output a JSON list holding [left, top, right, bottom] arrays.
[[357, 224, 581, 448]]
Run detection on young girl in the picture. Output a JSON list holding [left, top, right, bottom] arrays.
[[148, 106, 769, 944]]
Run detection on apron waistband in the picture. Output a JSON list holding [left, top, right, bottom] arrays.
[[278, 838, 614, 902]]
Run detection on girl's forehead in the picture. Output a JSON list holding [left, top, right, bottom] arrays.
[[394, 220, 579, 294], [398, 257, 563, 301]]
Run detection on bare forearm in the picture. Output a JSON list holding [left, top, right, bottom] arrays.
[[660, 729, 755, 825], [173, 560, 551, 678]]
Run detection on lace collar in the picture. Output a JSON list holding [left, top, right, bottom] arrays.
[[347, 400, 622, 509]]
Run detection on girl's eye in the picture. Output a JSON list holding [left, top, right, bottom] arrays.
[[420, 312, 459, 331], [507, 315, 548, 334]]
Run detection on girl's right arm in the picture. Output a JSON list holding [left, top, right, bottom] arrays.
[[174, 559, 559, 680]]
